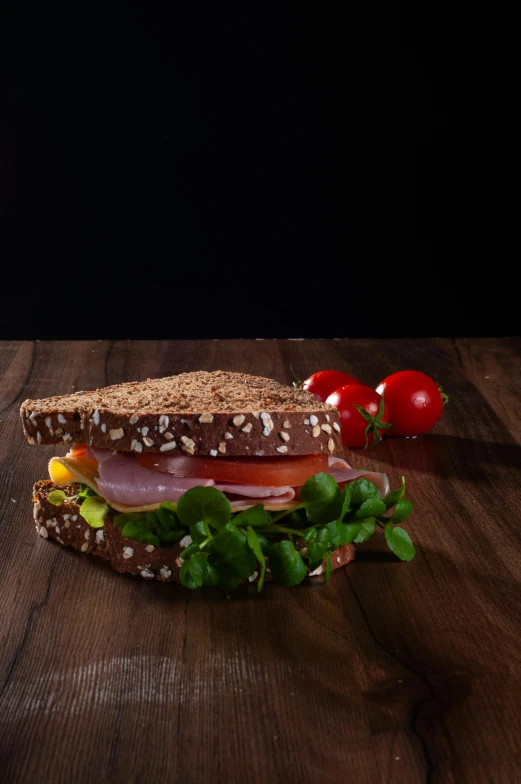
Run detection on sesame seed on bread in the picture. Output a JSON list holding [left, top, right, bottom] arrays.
[[21, 371, 342, 456], [32, 480, 356, 583]]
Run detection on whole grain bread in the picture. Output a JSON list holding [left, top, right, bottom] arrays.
[[32, 480, 355, 583], [21, 371, 342, 457]]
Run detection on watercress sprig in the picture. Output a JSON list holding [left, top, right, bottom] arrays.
[[48, 474, 416, 590], [48, 483, 109, 528], [153, 473, 414, 590]]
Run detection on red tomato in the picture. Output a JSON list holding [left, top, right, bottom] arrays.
[[136, 452, 330, 487], [376, 370, 445, 436], [326, 385, 391, 448], [303, 370, 361, 402]]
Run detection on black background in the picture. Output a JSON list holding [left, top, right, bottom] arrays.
[[0, 3, 508, 338]]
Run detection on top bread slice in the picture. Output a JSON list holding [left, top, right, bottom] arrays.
[[21, 371, 342, 457]]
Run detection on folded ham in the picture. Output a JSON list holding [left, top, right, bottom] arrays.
[[87, 449, 388, 507], [326, 456, 390, 498], [92, 449, 215, 505]]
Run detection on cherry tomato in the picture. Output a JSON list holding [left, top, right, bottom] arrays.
[[303, 370, 361, 403], [326, 385, 391, 448], [136, 452, 329, 487], [376, 370, 444, 436]]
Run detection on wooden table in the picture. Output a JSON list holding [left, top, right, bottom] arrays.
[[1, 338, 520, 783]]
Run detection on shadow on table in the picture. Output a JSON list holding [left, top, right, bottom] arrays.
[[370, 433, 521, 482]]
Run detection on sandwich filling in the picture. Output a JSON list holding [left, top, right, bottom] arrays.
[[49, 445, 389, 514]]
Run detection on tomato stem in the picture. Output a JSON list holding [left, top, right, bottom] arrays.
[[434, 373, 449, 406], [353, 393, 393, 449], [290, 364, 303, 388], [438, 383, 449, 406]]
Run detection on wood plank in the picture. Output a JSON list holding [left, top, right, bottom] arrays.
[[1, 338, 520, 783]]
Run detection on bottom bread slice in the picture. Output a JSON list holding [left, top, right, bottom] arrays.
[[32, 480, 355, 584]]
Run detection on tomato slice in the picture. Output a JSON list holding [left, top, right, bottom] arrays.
[[69, 443, 88, 457], [136, 452, 329, 487], [66, 442, 100, 474]]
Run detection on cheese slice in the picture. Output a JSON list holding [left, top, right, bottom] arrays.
[[48, 456, 299, 513]]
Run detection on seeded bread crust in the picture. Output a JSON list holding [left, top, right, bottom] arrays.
[[21, 371, 342, 457], [32, 480, 356, 583]]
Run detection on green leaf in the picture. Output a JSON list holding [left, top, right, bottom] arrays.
[[204, 563, 220, 587], [152, 514, 168, 537], [384, 524, 416, 561], [160, 501, 178, 512], [300, 472, 343, 525], [324, 553, 332, 584], [119, 519, 144, 538], [180, 556, 207, 589], [121, 519, 150, 540], [324, 520, 360, 547], [146, 511, 160, 528], [353, 518, 376, 543], [160, 529, 187, 543], [115, 509, 185, 545], [342, 522, 362, 543], [307, 543, 327, 570], [307, 527, 330, 569], [389, 500, 413, 523], [233, 504, 271, 528], [349, 478, 380, 507], [152, 510, 172, 537], [210, 522, 257, 579], [217, 566, 242, 592], [384, 476, 406, 509], [339, 485, 352, 520], [254, 534, 270, 551], [154, 506, 186, 541], [269, 540, 307, 587], [303, 527, 317, 543], [119, 515, 161, 547], [180, 542, 199, 560], [156, 506, 181, 530], [285, 509, 308, 528], [189, 521, 208, 545], [77, 483, 98, 500], [177, 486, 232, 530], [79, 495, 109, 528], [245, 526, 266, 591], [114, 512, 139, 530], [188, 554, 208, 585], [179, 560, 194, 588], [353, 498, 386, 519], [323, 520, 342, 548], [48, 489, 67, 506]]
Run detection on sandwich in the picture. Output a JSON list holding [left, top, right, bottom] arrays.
[[21, 371, 411, 590]]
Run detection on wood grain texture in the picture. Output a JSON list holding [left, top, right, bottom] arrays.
[[1, 338, 520, 784]]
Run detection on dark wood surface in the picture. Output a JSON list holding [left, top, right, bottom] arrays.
[[1, 338, 520, 784]]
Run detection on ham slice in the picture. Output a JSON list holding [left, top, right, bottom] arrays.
[[326, 456, 389, 498], [85, 449, 388, 507], [91, 449, 215, 505], [89, 449, 296, 507]]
